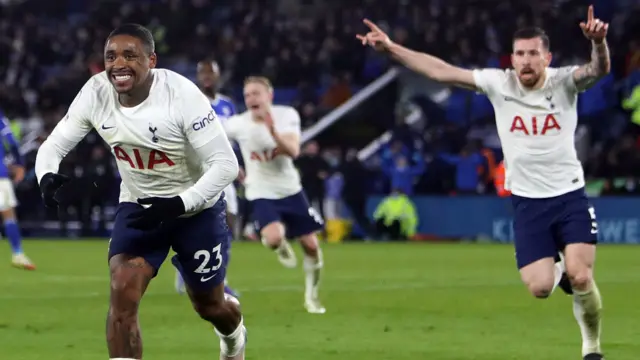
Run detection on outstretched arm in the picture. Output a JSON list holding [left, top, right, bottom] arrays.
[[357, 19, 477, 90], [572, 5, 611, 91]]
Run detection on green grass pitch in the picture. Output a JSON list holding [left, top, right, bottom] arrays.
[[1, 240, 639, 359]]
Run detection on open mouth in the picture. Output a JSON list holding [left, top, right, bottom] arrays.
[[248, 104, 260, 110], [111, 73, 134, 87]]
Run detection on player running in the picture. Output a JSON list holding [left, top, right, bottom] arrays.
[[358, 5, 608, 360], [175, 59, 240, 297], [225, 76, 326, 314], [35, 24, 246, 360], [0, 113, 33, 270]]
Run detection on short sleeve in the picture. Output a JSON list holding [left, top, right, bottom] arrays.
[[472, 68, 506, 96], [180, 85, 227, 149], [558, 65, 581, 93], [275, 108, 301, 136]]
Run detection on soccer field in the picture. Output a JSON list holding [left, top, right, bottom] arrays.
[[1, 241, 638, 359]]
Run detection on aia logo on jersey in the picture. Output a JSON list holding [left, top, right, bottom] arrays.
[[510, 114, 560, 135], [192, 110, 216, 131], [113, 146, 175, 170], [250, 148, 281, 162]]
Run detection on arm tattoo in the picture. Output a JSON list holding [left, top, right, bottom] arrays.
[[574, 40, 610, 91]]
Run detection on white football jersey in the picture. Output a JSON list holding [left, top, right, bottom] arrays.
[[473, 66, 584, 198], [225, 105, 302, 200], [35, 69, 238, 215]]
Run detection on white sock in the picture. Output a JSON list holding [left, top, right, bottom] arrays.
[[551, 261, 564, 294], [572, 281, 602, 356], [303, 248, 323, 301], [214, 318, 246, 357]]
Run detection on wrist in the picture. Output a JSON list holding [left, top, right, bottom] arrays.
[[592, 38, 606, 45], [386, 41, 399, 53], [178, 192, 197, 213], [40, 172, 55, 185]]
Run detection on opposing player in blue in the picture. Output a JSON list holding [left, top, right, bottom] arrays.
[[359, 5, 608, 359], [35, 24, 246, 360], [175, 59, 240, 297], [0, 112, 33, 270]]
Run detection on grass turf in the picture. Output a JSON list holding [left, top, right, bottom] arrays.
[[1, 240, 638, 359]]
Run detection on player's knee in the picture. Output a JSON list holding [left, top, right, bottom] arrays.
[[299, 234, 319, 257], [260, 223, 285, 249], [526, 281, 554, 299], [0, 208, 16, 220], [566, 266, 593, 291], [110, 275, 143, 309], [521, 272, 554, 299], [109, 258, 152, 311], [192, 293, 240, 324]]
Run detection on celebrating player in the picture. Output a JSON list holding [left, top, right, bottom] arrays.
[[225, 76, 326, 314], [358, 5, 608, 360], [34, 24, 246, 360], [0, 113, 33, 270], [174, 59, 240, 297]]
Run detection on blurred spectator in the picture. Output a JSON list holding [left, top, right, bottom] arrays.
[[380, 152, 425, 195], [622, 83, 640, 125], [296, 141, 330, 220], [320, 73, 353, 110], [339, 148, 373, 239], [372, 190, 418, 241], [494, 160, 511, 197], [439, 145, 487, 194]]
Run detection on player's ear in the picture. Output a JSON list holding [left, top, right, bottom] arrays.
[[545, 51, 552, 67], [148, 52, 158, 69]]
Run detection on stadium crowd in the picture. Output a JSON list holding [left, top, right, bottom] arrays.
[[1, 0, 640, 234]]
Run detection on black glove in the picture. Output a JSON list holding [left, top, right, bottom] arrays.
[[39, 173, 71, 208], [127, 196, 186, 230]]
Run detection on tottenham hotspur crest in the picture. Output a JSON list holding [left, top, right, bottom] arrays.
[[545, 93, 555, 109], [149, 123, 158, 143]]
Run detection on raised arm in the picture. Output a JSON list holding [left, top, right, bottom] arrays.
[[356, 19, 477, 90], [265, 108, 301, 159], [572, 5, 611, 91]]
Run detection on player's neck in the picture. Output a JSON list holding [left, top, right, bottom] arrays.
[[118, 73, 155, 108]]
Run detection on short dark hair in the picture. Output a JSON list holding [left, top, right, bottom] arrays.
[[107, 23, 155, 55], [513, 27, 550, 50]]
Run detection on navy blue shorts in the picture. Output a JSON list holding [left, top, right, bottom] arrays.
[[108, 198, 230, 292], [511, 188, 598, 269], [251, 191, 324, 238]]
